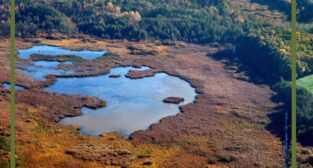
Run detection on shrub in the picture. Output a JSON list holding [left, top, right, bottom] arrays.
[[274, 81, 313, 145], [0, 136, 9, 152]]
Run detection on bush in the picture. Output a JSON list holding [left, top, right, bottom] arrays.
[[0, 136, 9, 152], [235, 33, 291, 83], [274, 81, 313, 145]]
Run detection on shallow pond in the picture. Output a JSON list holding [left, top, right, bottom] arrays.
[[18, 46, 197, 137], [47, 66, 196, 136], [33, 60, 72, 67], [21, 61, 75, 80], [18, 45, 106, 60]]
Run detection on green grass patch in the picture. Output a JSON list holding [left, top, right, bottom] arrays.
[[297, 74, 313, 94]]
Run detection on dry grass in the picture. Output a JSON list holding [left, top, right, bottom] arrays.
[[0, 38, 286, 167]]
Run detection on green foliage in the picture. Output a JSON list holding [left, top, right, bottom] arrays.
[[297, 0, 313, 23], [1, 0, 76, 37], [0, 0, 312, 147], [234, 27, 291, 83], [16, 2, 76, 37], [0, 136, 9, 152], [250, 0, 313, 23], [0, 161, 8, 168], [0, 0, 243, 43], [233, 24, 313, 83], [57, 0, 239, 43], [250, 0, 290, 15], [274, 81, 313, 145], [297, 88, 313, 145], [298, 75, 313, 94], [3, 0, 307, 83]]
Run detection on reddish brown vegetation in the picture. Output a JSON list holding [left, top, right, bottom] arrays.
[[125, 69, 159, 79], [0, 38, 285, 167]]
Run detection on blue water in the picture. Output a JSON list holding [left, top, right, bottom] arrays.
[[3, 83, 25, 91], [18, 45, 106, 60], [33, 61, 61, 68], [47, 66, 196, 136], [17, 46, 197, 137], [21, 61, 75, 80]]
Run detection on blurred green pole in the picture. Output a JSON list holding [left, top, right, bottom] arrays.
[[10, 0, 16, 168], [291, 0, 297, 167]]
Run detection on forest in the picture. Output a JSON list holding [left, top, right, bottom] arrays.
[[0, 0, 313, 145]]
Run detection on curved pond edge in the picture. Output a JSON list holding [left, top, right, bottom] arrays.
[[42, 65, 199, 137], [17, 44, 108, 60]]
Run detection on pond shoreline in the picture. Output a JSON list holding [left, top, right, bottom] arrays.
[[0, 38, 285, 167]]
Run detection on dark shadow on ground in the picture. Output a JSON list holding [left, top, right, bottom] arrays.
[[211, 45, 269, 85], [268, 94, 290, 141]]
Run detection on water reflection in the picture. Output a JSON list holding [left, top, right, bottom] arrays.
[[18, 45, 106, 60], [21, 61, 75, 80], [17, 46, 196, 137], [47, 67, 196, 136]]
